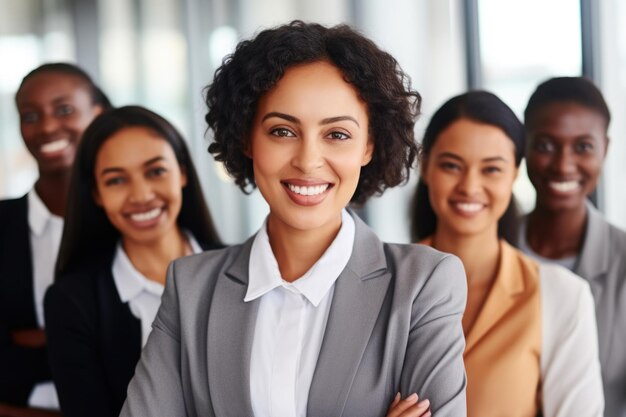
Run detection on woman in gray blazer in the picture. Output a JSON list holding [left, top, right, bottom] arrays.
[[121, 21, 467, 417], [518, 76, 626, 417]]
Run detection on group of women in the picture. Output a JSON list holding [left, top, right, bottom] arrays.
[[0, 20, 623, 417]]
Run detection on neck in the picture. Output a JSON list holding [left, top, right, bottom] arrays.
[[35, 171, 72, 217], [266, 213, 342, 282], [526, 202, 587, 259], [122, 227, 190, 285], [432, 226, 500, 288]]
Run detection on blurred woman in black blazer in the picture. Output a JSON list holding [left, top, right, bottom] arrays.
[[44, 106, 221, 417]]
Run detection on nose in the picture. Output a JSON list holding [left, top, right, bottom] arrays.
[[291, 136, 324, 173], [128, 179, 155, 204], [551, 147, 576, 175], [39, 114, 60, 136], [456, 169, 481, 196]]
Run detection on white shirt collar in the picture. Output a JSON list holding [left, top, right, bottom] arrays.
[[245, 209, 355, 307], [112, 231, 202, 302], [28, 189, 62, 236]]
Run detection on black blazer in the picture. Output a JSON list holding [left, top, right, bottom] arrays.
[[44, 240, 222, 417], [0, 195, 52, 405], [44, 252, 142, 417]]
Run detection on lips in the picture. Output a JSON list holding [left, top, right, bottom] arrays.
[[450, 200, 485, 217], [282, 179, 333, 206], [547, 180, 581, 193], [40, 138, 70, 155], [125, 207, 165, 228], [286, 183, 329, 196]]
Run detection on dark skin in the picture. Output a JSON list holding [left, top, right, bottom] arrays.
[[525, 101, 609, 259], [0, 404, 62, 417], [4, 71, 103, 415]]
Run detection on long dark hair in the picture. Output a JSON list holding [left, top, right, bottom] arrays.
[[410, 91, 524, 244], [55, 105, 220, 278]]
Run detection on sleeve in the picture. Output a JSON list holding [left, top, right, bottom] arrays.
[[539, 264, 604, 417], [400, 254, 468, 417], [119, 261, 187, 417], [44, 282, 115, 417], [0, 321, 50, 404]]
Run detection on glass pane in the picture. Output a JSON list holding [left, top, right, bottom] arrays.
[[0, 0, 76, 198], [478, 0, 583, 212]]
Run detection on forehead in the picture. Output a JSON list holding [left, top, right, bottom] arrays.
[[256, 60, 367, 121], [17, 72, 91, 106], [529, 101, 607, 134], [433, 119, 516, 160], [96, 126, 175, 168]]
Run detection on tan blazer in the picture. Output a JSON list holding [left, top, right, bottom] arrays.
[[422, 238, 541, 417]]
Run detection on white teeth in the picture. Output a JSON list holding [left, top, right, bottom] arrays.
[[129, 207, 162, 222], [287, 183, 329, 196], [548, 181, 580, 193], [455, 202, 483, 213], [40, 139, 70, 154]]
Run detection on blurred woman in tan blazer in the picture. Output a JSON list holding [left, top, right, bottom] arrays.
[[411, 91, 604, 417]]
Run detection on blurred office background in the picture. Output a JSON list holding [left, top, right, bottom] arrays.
[[0, 0, 624, 243]]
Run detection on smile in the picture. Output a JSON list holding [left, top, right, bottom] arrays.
[[40, 138, 70, 154], [454, 203, 484, 213], [286, 183, 329, 196], [548, 180, 580, 193], [129, 207, 163, 222]]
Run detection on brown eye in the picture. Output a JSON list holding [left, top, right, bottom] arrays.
[[21, 112, 39, 123], [270, 128, 295, 137], [327, 131, 350, 140]]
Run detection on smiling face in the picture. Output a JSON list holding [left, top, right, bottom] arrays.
[[525, 101, 608, 213], [249, 60, 373, 237], [16, 71, 103, 175], [93, 126, 187, 246], [421, 118, 518, 239]]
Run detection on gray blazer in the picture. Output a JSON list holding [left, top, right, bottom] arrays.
[[120, 213, 467, 417], [520, 202, 626, 417], [576, 203, 626, 417]]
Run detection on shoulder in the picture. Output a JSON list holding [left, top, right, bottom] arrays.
[[46, 260, 111, 308], [166, 244, 247, 293], [0, 194, 27, 211], [539, 263, 595, 336], [539, 263, 590, 300], [171, 245, 242, 277], [384, 242, 467, 304], [0, 195, 27, 231]]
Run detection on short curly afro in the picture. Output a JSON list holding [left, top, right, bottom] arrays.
[[205, 20, 421, 205]]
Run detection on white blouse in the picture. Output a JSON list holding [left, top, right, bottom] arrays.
[[112, 233, 202, 347], [245, 210, 355, 417]]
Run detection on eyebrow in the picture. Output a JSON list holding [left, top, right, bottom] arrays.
[[437, 152, 509, 163], [261, 112, 360, 127], [99, 156, 166, 175]]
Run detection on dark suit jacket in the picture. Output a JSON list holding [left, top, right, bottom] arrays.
[[44, 240, 222, 417], [0, 195, 52, 405], [44, 253, 142, 417], [121, 212, 468, 417]]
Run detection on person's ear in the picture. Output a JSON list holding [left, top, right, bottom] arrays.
[[361, 137, 374, 166], [243, 137, 253, 159], [180, 166, 188, 188], [604, 136, 610, 158]]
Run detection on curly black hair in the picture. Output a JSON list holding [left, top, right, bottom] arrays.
[[204, 20, 421, 205]]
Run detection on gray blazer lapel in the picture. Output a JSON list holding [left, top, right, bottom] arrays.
[[207, 237, 259, 417], [576, 201, 612, 364], [576, 201, 610, 282], [308, 214, 391, 417]]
